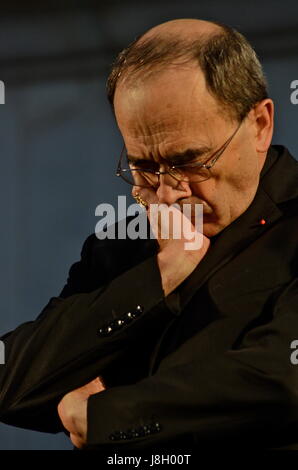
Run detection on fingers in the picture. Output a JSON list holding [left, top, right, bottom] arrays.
[[90, 376, 106, 393], [70, 432, 85, 449], [130, 185, 203, 250], [78, 377, 106, 395]]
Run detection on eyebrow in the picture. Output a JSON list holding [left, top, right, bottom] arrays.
[[127, 146, 213, 166]]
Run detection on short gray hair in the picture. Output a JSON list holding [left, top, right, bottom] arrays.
[[106, 22, 268, 122]]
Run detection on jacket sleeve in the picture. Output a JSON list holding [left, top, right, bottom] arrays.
[[85, 278, 298, 451], [0, 233, 173, 433]]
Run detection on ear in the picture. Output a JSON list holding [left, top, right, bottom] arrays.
[[252, 99, 274, 154]]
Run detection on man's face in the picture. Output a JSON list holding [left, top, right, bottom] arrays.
[[114, 65, 268, 237]]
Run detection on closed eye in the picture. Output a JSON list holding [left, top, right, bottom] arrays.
[[172, 157, 210, 169], [128, 159, 160, 171], [127, 146, 213, 167]]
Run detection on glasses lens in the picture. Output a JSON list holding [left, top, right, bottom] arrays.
[[169, 166, 210, 183], [119, 166, 211, 186], [117, 145, 212, 187], [119, 169, 158, 188]]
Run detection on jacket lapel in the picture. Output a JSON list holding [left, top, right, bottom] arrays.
[[148, 144, 297, 374], [178, 162, 283, 311]]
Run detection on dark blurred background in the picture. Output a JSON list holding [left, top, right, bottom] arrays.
[[0, 0, 297, 450]]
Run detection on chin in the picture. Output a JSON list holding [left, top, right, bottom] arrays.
[[192, 211, 226, 238], [203, 221, 225, 238]]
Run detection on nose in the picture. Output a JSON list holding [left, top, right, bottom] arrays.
[[155, 173, 192, 205]]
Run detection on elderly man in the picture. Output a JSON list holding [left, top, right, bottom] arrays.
[[0, 18, 297, 452]]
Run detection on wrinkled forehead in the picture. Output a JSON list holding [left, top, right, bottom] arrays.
[[114, 65, 227, 144], [115, 62, 207, 105]]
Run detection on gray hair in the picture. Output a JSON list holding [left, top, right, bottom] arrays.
[[106, 22, 268, 122]]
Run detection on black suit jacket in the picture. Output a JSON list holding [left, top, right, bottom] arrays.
[[0, 144, 297, 452]]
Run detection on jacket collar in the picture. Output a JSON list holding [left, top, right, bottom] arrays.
[[177, 145, 297, 311], [260, 145, 298, 204]]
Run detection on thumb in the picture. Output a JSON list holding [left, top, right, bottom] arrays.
[[77, 376, 106, 397], [86, 376, 106, 395]]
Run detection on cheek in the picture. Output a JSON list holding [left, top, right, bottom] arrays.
[[190, 180, 217, 202], [219, 151, 260, 193], [189, 151, 260, 214]]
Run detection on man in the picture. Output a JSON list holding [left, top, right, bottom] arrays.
[[0, 18, 297, 452]]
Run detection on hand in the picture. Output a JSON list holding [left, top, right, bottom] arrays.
[[57, 377, 105, 449], [132, 181, 210, 296]]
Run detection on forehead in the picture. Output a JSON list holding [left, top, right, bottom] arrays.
[[114, 66, 223, 131]]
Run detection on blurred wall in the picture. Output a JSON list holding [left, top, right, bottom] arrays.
[[0, 0, 297, 449]]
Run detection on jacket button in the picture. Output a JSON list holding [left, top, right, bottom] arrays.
[[109, 320, 123, 331], [148, 422, 161, 433], [126, 429, 133, 439], [143, 425, 151, 435], [123, 312, 134, 324], [118, 430, 127, 440], [153, 422, 161, 432], [135, 426, 145, 437], [132, 306, 143, 318], [98, 325, 113, 337], [112, 431, 122, 440]]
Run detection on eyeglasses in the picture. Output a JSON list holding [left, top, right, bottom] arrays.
[[116, 120, 242, 188]]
